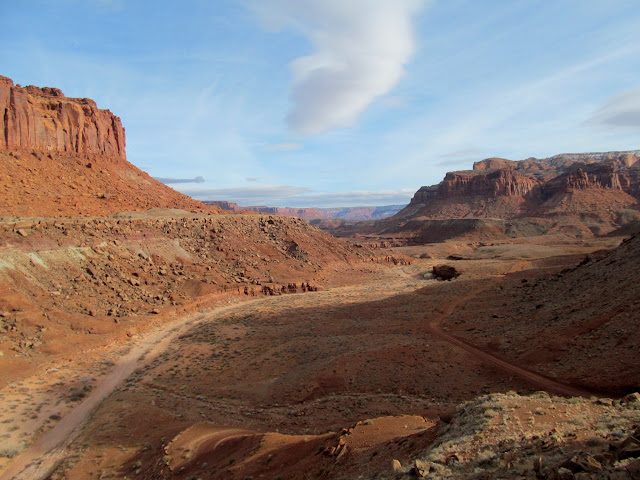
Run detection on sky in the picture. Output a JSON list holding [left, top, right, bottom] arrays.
[[2, 0, 640, 207]]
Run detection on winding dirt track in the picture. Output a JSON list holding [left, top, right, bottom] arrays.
[[0, 301, 262, 480], [425, 261, 592, 398], [0, 263, 592, 480], [426, 288, 592, 398]]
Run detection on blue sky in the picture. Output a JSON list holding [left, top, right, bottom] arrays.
[[2, 0, 640, 207]]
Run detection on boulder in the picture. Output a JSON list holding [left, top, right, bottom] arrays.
[[432, 265, 461, 281]]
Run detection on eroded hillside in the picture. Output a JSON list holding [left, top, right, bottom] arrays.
[[443, 233, 640, 395], [0, 211, 376, 387]]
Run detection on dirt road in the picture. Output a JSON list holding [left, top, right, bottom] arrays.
[[427, 293, 592, 398], [0, 300, 263, 480], [0, 261, 592, 479], [426, 261, 592, 398]]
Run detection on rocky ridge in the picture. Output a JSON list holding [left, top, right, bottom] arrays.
[[391, 391, 640, 479], [0, 211, 377, 387]]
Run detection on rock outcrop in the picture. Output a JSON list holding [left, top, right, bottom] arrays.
[[0, 75, 217, 217], [400, 150, 640, 224], [411, 169, 540, 204], [0, 75, 125, 158]]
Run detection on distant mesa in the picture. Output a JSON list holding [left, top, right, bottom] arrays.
[[202, 201, 406, 221], [315, 150, 640, 242], [400, 150, 640, 221]]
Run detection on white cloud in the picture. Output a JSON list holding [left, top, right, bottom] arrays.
[[586, 87, 640, 130], [251, 0, 425, 135], [263, 142, 303, 152], [154, 176, 205, 184], [182, 185, 413, 208], [183, 185, 311, 204]]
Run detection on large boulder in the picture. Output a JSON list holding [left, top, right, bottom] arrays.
[[432, 265, 460, 281]]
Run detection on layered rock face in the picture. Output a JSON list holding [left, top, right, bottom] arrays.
[[412, 169, 539, 204], [0, 75, 215, 217], [0, 75, 125, 158], [403, 151, 640, 222]]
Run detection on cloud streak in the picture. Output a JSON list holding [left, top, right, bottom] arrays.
[[183, 185, 311, 204], [182, 185, 413, 207], [154, 176, 205, 184], [586, 87, 640, 130], [263, 142, 303, 152], [252, 0, 424, 135]]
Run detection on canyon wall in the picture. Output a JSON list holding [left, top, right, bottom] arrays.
[[407, 151, 640, 212], [374, 150, 640, 238], [411, 169, 540, 204], [0, 75, 218, 217], [0, 75, 125, 158]]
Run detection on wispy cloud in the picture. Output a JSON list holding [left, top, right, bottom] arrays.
[[245, 176, 277, 182], [251, 0, 425, 135], [586, 87, 640, 130], [182, 185, 413, 207], [283, 189, 414, 208], [263, 142, 303, 152], [183, 185, 311, 204], [154, 176, 205, 185]]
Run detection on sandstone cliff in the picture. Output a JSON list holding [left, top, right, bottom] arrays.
[[400, 151, 640, 224], [411, 169, 540, 203], [318, 151, 640, 243], [0, 75, 125, 158], [0, 75, 216, 217]]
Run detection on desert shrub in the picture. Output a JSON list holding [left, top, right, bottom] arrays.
[[0, 445, 22, 458]]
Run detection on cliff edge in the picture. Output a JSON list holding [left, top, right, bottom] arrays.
[[0, 75, 215, 217], [0, 75, 125, 158], [399, 151, 640, 225]]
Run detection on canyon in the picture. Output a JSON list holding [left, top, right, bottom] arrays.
[[0, 76, 638, 480], [203, 201, 405, 221], [314, 150, 640, 245]]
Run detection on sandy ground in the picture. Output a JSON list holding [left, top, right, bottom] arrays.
[[0, 235, 631, 479]]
